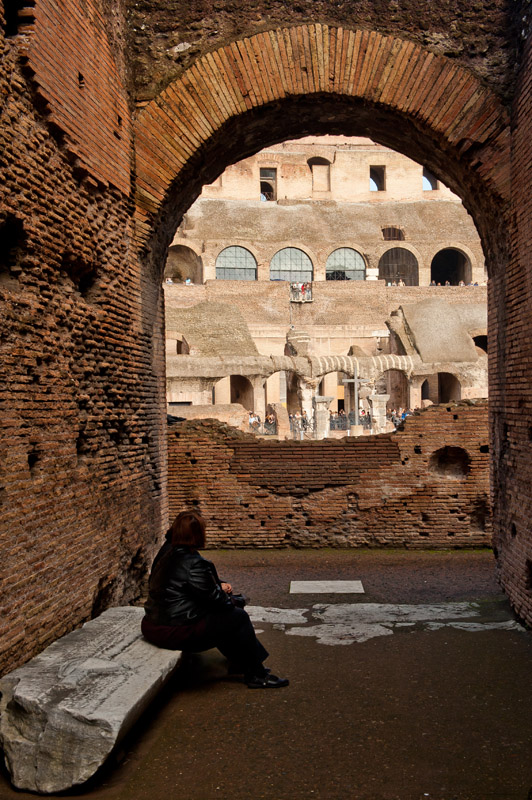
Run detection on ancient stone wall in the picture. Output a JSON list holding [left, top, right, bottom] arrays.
[[492, 29, 532, 622], [0, 0, 166, 676], [168, 401, 490, 549]]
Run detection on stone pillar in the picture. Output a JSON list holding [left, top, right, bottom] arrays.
[[265, 372, 281, 405], [299, 376, 319, 420], [409, 380, 422, 411], [250, 378, 267, 422], [269, 402, 290, 439], [369, 393, 390, 434], [312, 395, 333, 440], [214, 376, 230, 404], [322, 372, 338, 412]]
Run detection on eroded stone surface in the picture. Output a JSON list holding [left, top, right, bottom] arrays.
[[0, 607, 181, 794]]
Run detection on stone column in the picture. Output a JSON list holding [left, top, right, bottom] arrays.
[[322, 372, 338, 412], [312, 395, 334, 439], [250, 378, 267, 422], [409, 380, 422, 411], [369, 393, 390, 434]]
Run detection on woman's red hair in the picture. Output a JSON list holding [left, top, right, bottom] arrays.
[[169, 511, 206, 548]]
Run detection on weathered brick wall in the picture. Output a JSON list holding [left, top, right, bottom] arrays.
[[127, 0, 520, 104], [0, 0, 166, 676], [492, 29, 532, 621], [168, 401, 490, 549]]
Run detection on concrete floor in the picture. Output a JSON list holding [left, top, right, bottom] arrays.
[[2, 549, 532, 800]]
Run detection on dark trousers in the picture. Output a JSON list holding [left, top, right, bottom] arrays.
[[141, 608, 268, 676]]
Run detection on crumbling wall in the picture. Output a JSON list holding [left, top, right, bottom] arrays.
[[168, 401, 490, 549], [0, 0, 165, 677]]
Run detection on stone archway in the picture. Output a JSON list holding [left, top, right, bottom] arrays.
[[132, 22, 515, 607], [431, 248, 472, 285], [134, 25, 510, 270]]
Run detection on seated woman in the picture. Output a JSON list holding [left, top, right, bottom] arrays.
[[141, 510, 289, 689]]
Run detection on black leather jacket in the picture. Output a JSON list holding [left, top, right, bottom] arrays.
[[144, 544, 234, 625]]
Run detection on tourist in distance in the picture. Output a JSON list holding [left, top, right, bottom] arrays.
[[142, 510, 289, 689]]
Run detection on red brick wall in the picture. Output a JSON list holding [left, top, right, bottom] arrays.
[[492, 31, 532, 621], [168, 402, 490, 549], [0, 1, 166, 677]]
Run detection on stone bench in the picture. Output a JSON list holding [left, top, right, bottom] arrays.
[[0, 607, 182, 794]]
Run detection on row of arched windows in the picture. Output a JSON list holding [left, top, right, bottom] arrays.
[[215, 245, 422, 284]]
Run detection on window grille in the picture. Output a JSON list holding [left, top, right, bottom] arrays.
[[379, 247, 419, 285], [270, 248, 313, 282], [326, 248, 366, 281], [215, 246, 257, 280]]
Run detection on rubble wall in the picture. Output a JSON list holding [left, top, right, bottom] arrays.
[[168, 402, 491, 549]]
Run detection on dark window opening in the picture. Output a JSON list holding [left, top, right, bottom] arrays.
[[473, 335, 488, 353], [0, 215, 26, 284], [370, 166, 385, 191], [431, 248, 472, 285], [382, 227, 405, 241], [78, 72, 85, 89], [260, 168, 277, 201]]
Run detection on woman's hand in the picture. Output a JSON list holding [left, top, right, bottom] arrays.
[[221, 582, 232, 594]]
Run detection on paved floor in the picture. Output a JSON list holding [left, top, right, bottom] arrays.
[[2, 549, 532, 800]]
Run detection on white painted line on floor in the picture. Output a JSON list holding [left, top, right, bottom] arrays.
[[289, 580, 364, 594]]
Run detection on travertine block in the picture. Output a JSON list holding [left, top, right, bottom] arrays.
[[0, 608, 181, 794]]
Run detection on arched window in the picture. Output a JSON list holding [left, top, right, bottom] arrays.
[[370, 166, 385, 191], [422, 167, 438, 190], [260, 168, 277, 201], [270, 248, 313, 282], [326, 248, 366, 281], [215, 246, 257, 280], [379, 248, 419, 285]]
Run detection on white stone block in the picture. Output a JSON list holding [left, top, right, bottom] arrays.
[[289, 580, 364, 593], [0, 607, 181, 794]]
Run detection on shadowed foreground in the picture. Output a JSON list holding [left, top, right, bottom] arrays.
[[1, 549, 531, 800]]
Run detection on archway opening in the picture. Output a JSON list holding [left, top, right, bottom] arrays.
[[431, 248, 472, 285], [438, 373, 461, 403], [376, 369, 409, 411], [230, 375, 254, 411], [164, 245, 203, 284]]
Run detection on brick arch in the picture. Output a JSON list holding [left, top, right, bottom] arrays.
[[135, 24, 510, 263]]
